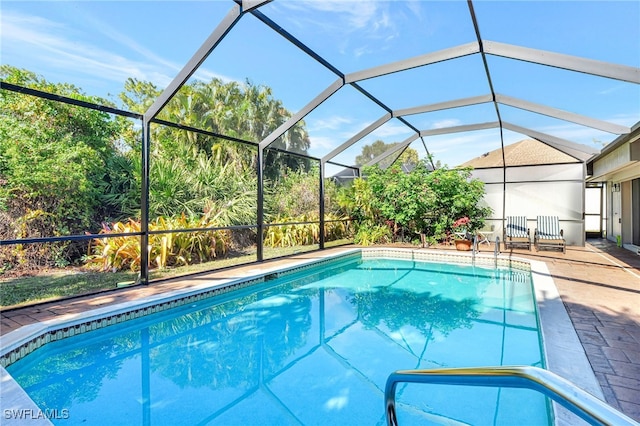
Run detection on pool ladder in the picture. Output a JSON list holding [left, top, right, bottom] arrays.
[[471, 236, 501, 268], [385, 366, 640, 426]]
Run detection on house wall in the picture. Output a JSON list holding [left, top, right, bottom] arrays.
[[622, 180, 633, 245], [593, 143, 632, 178], [470, 162, 585, 246], [590, 135, 640, 253], [609, 184, 622, 241]]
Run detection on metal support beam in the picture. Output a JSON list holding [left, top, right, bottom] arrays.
[[484, 41, 640, 84], [144, 5, 242, 121], [502, 122, 599, 159], [249, 10, 344, 78], [322, 113, 392, 163], [256, 147, 264, 261], [419, 136, 436, 170], [419, 121, 499, 137], [140, 119, 151, 284], [0, 82, 142, 119], [365, 134, 419, 168], [240, 0, 271, 12], [466, 0, 508, 237], [259, 78, 344, 150], [345, 42, 480, 83], [319, 160, 326, 249], [495, 94, 630, 135], [394, 94, 493, 117]]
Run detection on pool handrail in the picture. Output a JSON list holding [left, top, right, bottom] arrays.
[[385, 366, 640, 426], [472, 234, 477, 263]]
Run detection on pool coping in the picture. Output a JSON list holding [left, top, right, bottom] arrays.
[[0, 247, 602, 425]]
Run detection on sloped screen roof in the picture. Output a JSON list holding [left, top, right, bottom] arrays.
[[2, 0, 639, 169]]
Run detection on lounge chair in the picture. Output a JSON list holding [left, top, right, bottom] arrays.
[[503, 216, 531, 250], [534, 216, 566, 253]]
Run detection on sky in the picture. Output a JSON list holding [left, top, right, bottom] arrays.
[[2, 0, 639, 168]]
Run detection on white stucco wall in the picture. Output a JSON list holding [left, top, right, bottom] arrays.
[[471, 163, 585, 246]]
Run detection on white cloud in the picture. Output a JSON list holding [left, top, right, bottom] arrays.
[[75, 8, 180, 73], [1, 10, 235, 96], [597, 85, 625, 95], [274, 0, 405, 58], [73, 8, 237, 85], [279, 1, 382, 31], [2, 12, 171, 87], [605, 113, 640, 127], [309, 135, 340, 152], [308, 115, 353, 132], [423, 129, 503, 166], [431, 118, 462, 129], [370, 121, 413, 139], [307, 116, 417, 160]]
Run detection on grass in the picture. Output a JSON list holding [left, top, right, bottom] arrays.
[[0, 270, 138, 309], [0, 241, 354, 309]]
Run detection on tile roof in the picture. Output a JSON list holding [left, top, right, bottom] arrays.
[[459, 139, 580, 168]]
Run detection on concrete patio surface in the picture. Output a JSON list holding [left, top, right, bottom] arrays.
[[1, 238, 639, 422], [517, 239, 640, 422]]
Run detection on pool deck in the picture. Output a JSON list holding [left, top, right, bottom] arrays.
[[1, 238, 639, 422]]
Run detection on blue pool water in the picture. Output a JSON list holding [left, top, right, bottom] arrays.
[[7, 256, 550, 425]]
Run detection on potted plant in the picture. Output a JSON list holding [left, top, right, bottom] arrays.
[[452, 216, 473, 251]]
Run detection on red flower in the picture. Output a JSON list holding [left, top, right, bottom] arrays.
[[452, 216, 470, 230]]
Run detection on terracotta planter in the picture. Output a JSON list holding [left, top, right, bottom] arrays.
[[454, 239, 472, 251]]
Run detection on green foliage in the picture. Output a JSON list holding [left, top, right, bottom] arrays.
[[263, 165, 353, 246], [336, 177, 378, 225], [119, 77, 316, 222], [99, 155, 140, 221], [324, 216, 351, 242], [148, 142, 257, 224], [355, 139, 419, 170], [119, 78, 161, 115], [122, 77, 311, 181], [86, 216, 232, 272], [264, 215, 319, 248], [422, 167, 492, 239], [265, 166, 319, 218], [0, 65, 135, 268], [343, 161, 492, 244], [354, 224, 392, 246], [365, 162, 435, 235], [323, 177, 344, 217], [263, 213, 349, 248], [352, 286, 480, 335]]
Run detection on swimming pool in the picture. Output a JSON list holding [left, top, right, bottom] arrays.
[[5, 252, 551, 425]]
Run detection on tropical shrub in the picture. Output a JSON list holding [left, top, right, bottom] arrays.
[[265, 166, 319, 218], [120, 77, 311, 181], [364, 162, 435, 238], [342, 161, 492, 245], [263, 213, 350, 248], [354, 224, 392, 246], [324, 216, 351, 242], [86, 215, 231, 272], [0, 66, 135, 269], [421, 166, 492, 241]]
